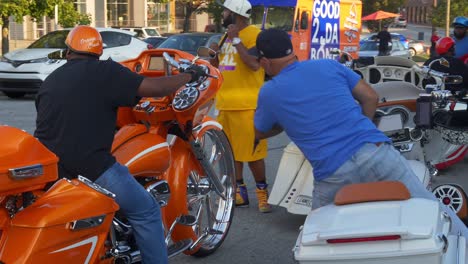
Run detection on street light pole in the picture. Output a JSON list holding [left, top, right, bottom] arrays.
[[445, 0, 450, 37]]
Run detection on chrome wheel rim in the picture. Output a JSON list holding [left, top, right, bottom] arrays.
[[187, 129, 235, 251], [433, 185, 464, 213]]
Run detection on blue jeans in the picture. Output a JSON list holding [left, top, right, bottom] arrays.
[[312, 143, 468, 238], [95, 163, 168, 264]]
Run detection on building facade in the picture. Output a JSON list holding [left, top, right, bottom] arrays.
[[5, 0, 211, 42], [404, 0, 437, 25]]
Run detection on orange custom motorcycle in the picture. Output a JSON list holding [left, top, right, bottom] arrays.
[[0, 48, 236, 263]]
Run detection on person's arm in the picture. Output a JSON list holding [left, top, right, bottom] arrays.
[[352, 79, 379, 120], [255, 124, 283, 140], [209, 42, 220, 68], [137, 73, 192, 97], [227, 24, 260, 71], [234, 42, 260, 71]]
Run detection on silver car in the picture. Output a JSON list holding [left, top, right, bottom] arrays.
[[358, 40, 411, 60]]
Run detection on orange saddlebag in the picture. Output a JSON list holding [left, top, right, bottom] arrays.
[[0, 126, 58, 196]]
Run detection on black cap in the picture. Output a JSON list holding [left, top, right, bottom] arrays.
[[248, 29, 293, 59]]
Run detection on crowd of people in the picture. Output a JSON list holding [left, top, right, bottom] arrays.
[[30, 0, 468, 260]]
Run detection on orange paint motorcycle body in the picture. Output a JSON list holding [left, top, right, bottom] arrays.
[[0, 48, 236, 263]]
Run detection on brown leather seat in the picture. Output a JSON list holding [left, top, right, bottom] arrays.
[[334, 181, 410, 206]]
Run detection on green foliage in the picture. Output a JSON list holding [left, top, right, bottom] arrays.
[[0, 0, 30, 24], [197, 1, 223, 32], [55, 1, 91, 27], [430, 0, 468, 27]]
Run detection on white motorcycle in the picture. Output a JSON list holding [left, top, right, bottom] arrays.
[[354, 55, 468, 170], [268, 57, 468, 263]]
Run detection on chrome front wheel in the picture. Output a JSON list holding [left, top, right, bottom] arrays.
[[187, 128, 236, 257]]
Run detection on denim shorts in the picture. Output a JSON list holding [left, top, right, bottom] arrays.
[[311, 143, 435, 209]]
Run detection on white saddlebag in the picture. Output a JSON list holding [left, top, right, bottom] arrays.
[[294, 198, 452, 264], [268, 142, 314, 215]]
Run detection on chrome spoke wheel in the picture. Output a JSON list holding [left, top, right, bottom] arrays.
[[186, 129, 235, 256]]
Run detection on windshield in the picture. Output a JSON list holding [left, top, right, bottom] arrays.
[[360, 41, 400, 51], [28, 30, 69, 49], [251, 6, 295, 31], [145, 28, 160, 37], [158, 35, 211, 53], [360, 42, 379, 51]]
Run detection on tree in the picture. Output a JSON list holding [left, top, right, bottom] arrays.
[[1, 0, 91, 54], [30, 0, 91, 28], [197, 1, 223, 32], [430, 0, 468, 28], [0, 0, 30, 54], [155, 0, 216, 32]]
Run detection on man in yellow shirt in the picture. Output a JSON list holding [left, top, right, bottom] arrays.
[[210, 0, 271, 213]]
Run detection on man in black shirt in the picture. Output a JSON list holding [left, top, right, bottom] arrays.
[[35, 26, 204, 264], [376, 25, 392, 56]]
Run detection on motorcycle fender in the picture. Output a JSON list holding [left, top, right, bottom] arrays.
[[163, 120, 223, 249], [0, 179, 116, 263], [192, 117, 223, 138], [113, 131, 171, 177], [161, 137, 199, 246], [269, 142, 313, 215]]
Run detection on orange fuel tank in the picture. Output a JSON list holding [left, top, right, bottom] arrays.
[[112, 124, 171, 177]]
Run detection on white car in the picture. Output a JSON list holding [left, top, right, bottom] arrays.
[[120, 27, 161, 39], [0, 27, 148, 99], [359, 40, 412, 60]]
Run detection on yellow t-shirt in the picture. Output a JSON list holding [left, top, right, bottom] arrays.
[[216, 25, 265, 110]]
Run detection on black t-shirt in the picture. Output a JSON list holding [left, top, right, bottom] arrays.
[[377, 31, 391, 49], [34, 58, 144, 181], [423, 55, 468, 91]]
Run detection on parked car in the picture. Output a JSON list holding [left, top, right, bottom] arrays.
[[361, 32, 409, 49], [120, 27, 161, 39], [358, 40, 412, 60], [143, 36, 167, 48], [394, 17, 407, 28], [0, 28, 148, 99], [157, 33, 223, 55], [407, 38, 425, 57]]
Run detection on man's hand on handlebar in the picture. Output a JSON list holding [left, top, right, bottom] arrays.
[[181, 64, 206, 83]]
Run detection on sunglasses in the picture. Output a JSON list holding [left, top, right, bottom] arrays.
[[454, 26, 466, 29]]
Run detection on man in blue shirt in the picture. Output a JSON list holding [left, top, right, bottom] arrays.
[[452, 16, 468, 60], [251, 28, 468, 237]]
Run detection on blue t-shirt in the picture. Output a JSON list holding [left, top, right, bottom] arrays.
[[254, 59, 390, 181], [454, 36, 468, 59]]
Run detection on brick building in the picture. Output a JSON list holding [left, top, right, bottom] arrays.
[[404, 0, 438, 25]]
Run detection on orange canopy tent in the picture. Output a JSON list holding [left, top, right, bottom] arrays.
[[362, 10, 400, 21], [362, 10, 400, 31]]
